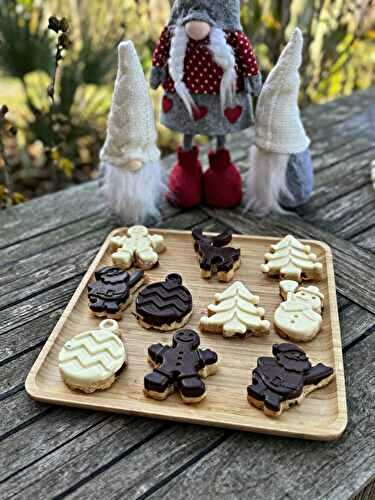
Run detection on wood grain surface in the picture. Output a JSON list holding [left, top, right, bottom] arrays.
[[26, 230, 347, 441], [0, 87, 374, 500]]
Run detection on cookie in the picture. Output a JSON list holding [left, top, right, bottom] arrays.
[[136, 274, 193, 331], [192, 228, 241, 282], [111, 225, 166, 270], [274, 281, 324, 342], [88, 266, 144, 319], [247, 343, 334, 417], [144, 329, 218, 404], [280, 280, 324, 313], [59, 319, 127, 393], [261, 235, 323, 282], [200, 281, 271, 338]]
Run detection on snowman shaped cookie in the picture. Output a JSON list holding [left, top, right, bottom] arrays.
[[274, 281, 324, 342]]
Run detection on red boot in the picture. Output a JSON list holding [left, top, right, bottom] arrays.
[[167, 146, 203, 208], [203, 149, 243, 208]]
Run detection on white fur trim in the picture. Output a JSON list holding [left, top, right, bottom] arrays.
[[100, 160, 165, 224], [245, 145, 295, 216]]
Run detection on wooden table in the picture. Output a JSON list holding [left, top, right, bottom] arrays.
[[0, 87, 374, 500]]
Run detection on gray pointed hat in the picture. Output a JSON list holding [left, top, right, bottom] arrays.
[[169, 0, 242, 31]]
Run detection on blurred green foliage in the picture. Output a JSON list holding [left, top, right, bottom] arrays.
[[0, 0, 374, 205]]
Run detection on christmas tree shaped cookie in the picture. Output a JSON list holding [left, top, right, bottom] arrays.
[[261, 235, 323, 282], [200, 281, 271, 338], [274, 281, 324, 342], [111, 226, 166, 270]]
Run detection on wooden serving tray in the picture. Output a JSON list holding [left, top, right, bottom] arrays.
[[26, 229, 347, 441]]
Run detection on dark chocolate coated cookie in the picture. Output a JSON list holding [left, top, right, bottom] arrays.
[[192, 229, 241, 282], [247, 343, 334, 416], [88, 266, 144, 318], [144, 329, 218, 403], [136, 274, 193, 330]]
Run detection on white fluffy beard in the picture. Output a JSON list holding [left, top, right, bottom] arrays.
[[245, 145, 295, 216], [169, 25, 237, 116], [100, 161, 165, 225]]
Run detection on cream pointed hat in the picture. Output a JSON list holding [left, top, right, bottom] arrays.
[[255, 28, 310, 155], [100, 41, 160, 171]]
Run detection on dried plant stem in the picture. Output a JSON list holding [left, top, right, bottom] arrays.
[[0, 138, 14, 206]]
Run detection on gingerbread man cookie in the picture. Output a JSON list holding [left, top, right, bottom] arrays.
[[247, 343, 334, 417], [111, 226, 166, 270], [192, 228, 241, 282], [59, 320, 127, 393], [261, 235, 323, 282], [144, 329, 218, 404], [200, 281, 270, 338], [88, 266, 144, 319], [274, 281, 324, 342]]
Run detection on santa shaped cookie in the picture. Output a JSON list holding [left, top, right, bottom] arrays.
[[111, 226, 166, 270], [200, 281, 271, 338], [274, 281, 324, 342], [247, 343, 334, 417], [261, 235, 323, 282]]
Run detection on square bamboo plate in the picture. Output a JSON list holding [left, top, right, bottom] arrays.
[[26, 229, 348, 441]]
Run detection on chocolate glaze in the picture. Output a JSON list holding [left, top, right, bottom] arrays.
[[136, 274, 192, 327], [144, 329, 218, 399], [247, 343, 334, 413], [192, 229, 240, 273], [88, 267, 144, 316]]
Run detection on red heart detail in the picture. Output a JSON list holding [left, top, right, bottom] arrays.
[[193, 106, 208, 121], [224, 106, 243, 124], [162, 96, 173, 113]]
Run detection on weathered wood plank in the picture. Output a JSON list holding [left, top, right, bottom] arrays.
[[4, 323, 372, 500], [353, 481, 375, 500], [0, 182, 106, 248], [0, 390, 49, 441], [0, 421, 223, 499], [352, 226, 375, 252], [145, 332, 375, 500], [0, 214, 111, 282], [305, 182, 374, 227], [0, 88, 374, 500], [203, 208, 375, 314]]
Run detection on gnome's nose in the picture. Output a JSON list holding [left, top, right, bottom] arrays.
[[185, 20, 211, 41]]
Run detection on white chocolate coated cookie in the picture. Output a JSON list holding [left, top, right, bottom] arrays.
[[261, 235, 323, 282], [280, 280, 324, 313], [111, 226, 166, 270], [200, 281, 271, 338], [59, 320, 127, 393], [274, 283, 324, 342]]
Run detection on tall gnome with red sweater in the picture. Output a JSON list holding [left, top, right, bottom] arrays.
[[151, 0, 262, 208]]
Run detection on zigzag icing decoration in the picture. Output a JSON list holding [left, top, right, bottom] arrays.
[[59, 328, 126, 383]]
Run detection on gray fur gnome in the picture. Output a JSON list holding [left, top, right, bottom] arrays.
[[151, 0, 262, 208]]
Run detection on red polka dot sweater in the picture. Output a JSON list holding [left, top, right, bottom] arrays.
[[152, 27, 260, 95]]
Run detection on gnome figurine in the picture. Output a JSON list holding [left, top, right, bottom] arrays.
[[245, 28, 313, 216], [151, 0, 262, 209], [100, 41, 164, 224]]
